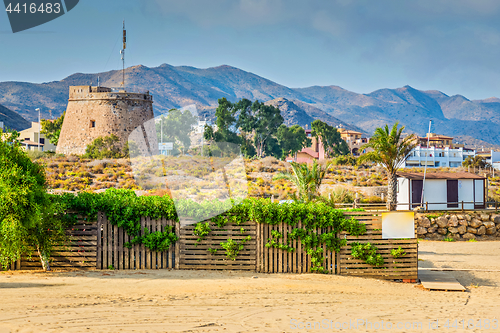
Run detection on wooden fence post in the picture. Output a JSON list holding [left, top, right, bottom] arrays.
[[175, 221, 180, 269]]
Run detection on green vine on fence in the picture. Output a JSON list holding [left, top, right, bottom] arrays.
[[350, 242, 385, 267], [220, 236, 251, 260], [390, 246, 406, 259]]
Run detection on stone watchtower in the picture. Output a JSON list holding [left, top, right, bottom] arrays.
[[56, 86, 155, 155]]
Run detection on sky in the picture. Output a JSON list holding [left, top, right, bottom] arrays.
[[1, 0, 500, 100]]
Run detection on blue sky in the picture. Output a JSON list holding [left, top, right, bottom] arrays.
[[1, 0, 500, 99]]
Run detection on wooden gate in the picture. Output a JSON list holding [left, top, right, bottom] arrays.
[[178, 221, 257, 270], [338, 212, 418, 280]]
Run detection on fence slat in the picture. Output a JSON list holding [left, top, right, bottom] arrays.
[[97, 213, 102, 270], [113, 224, 118, 270]]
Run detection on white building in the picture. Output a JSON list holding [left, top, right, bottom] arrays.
[[396, 172, 486, 211], [18, 122, 57, 152], [404, 146, 475, 168]]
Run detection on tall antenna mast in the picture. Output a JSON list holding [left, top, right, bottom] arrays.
[[120, 20, 126, 89]]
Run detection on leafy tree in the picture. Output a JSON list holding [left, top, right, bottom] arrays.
[[462, 156, 490, 169], [204, 98, 242, 156], [358, 122, 417, 211], [251, 101, 283, 158], [41, 112, 64, 145], [157, 108, 198, 154], [311, 120, 349, 157], [0, 129, 68, 270], [84, 134, 128, 159], [277, 124, 311, 159], [273, 160, 331, 202]]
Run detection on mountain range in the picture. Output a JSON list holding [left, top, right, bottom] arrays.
[[1, 63, 499, 146]]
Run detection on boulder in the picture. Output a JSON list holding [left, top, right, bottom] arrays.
[[447, 215, 458, 227], [483, 222, 495, 229], [427, 227, 437, 234], [448, 227, 459, 234], [417, 227, 427, 235], [445, 214, 451, 219], [469, 218, 483, 228], [436, 216, 448, 228], [458, 219, 468, 226], [480, 214, 490, 221], [456, 214, 465, 220], [462, 233, 476, 240], [467, 227, 477, 234], [420, 217, 431, 228], [492, 215, 500, 224], [486, 228, 496, 235], [477, 226, 486, 236], [465, 214, 472, 221], [437, 228, 448, 235], [457, 225, 467, 234]]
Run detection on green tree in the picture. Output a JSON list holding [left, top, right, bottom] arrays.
[[252, 101, 283, 158], [277, 124, 311, 159], [84, 134, 128, 159], [311, 120, 349, 157], [41, 112, 64, 146], [462, 156, 490, 169], [157, 108, 198, 154], [0, 129, 68, 270], [358, 122, 417, 210], [333, 155, 357, 166], [273, 160, 331, 202]]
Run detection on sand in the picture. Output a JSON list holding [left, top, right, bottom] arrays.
[[1, 241, 499, 333]]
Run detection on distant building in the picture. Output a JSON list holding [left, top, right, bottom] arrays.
[[289, 129, 326, 163], [417, 133, 457, 148], [404, 146, 475, 168], [337, 127, 370, 156], [0, 121, 3, 130], [396, 172, 486, 210], [18, 122, 57, 152]]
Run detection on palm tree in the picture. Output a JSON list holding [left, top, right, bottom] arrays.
[[358, 122, 417, 211], [273, 160, 331, 202]]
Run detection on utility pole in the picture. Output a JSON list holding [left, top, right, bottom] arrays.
[[36, 108, 41, 151], [420, 120, 432, 208], [120, 20, 126, 89]]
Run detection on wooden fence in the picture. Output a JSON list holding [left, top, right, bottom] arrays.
[[15, 215, 97, 270], [9, 212, 418, 281], [178, 221, 256, 270], [256, 221, 337, 273], [338, 212, 418, 280], [96, 212, 177, 270]]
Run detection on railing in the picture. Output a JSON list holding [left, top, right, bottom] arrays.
[[332, 201, 500, 212]]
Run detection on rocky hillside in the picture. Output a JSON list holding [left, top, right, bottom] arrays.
[[1, 64, 500, 145], [0, 103, 29, 130]]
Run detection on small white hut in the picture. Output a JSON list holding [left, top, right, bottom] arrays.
[[396, 172, 486, 210]]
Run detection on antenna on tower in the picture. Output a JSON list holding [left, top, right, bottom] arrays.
[[120, 20, 126, 89]]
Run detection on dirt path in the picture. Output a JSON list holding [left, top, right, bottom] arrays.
[[0, 241, 499, 332]]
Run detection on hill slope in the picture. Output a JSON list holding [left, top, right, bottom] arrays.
[[0, 103, 30, 130]]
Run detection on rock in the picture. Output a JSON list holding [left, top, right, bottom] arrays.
[[469, 218, 482, 228], [465, 214, 471, 221], [417, 227, 427, 235], [457, 225, 467, 234], [445, 214, 451, 219], [486, 228, 496, 235], [436, 216, 448, 228], [427, 227, 437, 234], [447, 215, 458, 227], [497, 224, 500, 230], [480, 214, 490, 221], [456, 214, 465, 220], [484, 222, 495, 229], [458, 219, 467, 226], [467, 227, 477, 234], [493, 215, 500, 224], [477, 226, 486, 235], [437, 228, 448, 235], [462, 233, 476, 240], [432, 223, 438, 228], [420, 217, 431, 228], [448, 227, 459, 234]]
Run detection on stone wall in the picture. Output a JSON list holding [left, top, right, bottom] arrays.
[[416, 211, 500, 240]]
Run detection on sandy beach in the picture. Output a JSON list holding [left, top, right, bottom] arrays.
[[0, 241, 499, 333]]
